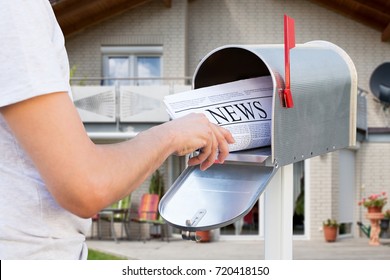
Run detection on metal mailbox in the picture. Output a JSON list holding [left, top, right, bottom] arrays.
[[159, 40, 357, 239]]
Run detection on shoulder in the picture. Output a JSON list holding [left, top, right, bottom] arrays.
[[0, 0, 69, 107]]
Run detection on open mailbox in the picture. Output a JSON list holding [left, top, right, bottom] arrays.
[[159, 40, 357, 239]]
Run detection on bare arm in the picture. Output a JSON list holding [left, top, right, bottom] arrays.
[[0, 92, 234, 218]]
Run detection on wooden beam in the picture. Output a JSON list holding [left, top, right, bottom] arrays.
[[55, 0, 153, 37], [309, 0, 389, 32], [162, 0, 172, 8], [52, 0, 88, 15], [382, 22, 390, 41], [354, 0, 390, 15]]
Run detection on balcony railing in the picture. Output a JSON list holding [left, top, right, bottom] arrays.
[[70, 77, 192, 140]]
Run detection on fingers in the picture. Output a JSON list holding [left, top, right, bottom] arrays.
[[167, 113, 235, 170], [200, 131, 218, 171], [212, 124, 234, 164], [187, 132, 215, 170], [188, 122, 235, 170]]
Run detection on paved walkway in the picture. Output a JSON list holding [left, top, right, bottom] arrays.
[[87, 237, 390, 260]]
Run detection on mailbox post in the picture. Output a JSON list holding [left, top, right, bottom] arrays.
[[159, 41, 357, 260], [264, 164, 293, 259]]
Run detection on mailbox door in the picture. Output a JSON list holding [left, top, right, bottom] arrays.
[[159, 155, 277, 232]]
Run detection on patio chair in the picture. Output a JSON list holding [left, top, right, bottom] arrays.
[[98, 195, 132, 242], [131, 193, 168, 242]]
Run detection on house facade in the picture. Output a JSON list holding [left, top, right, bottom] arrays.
[[56, 0, 390, 241]]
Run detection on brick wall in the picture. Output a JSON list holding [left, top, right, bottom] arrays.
[[66, 0, 187, 82], [309, 153, 336, 240], [356, 142, 390, 235]]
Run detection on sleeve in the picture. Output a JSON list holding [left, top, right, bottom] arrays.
[[0, 0, 70, 107]]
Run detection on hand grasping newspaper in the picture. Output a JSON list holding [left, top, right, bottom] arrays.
[[164, 76, 273, 152]]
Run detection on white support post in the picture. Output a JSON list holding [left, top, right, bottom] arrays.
[[264, 164, 294, 259]]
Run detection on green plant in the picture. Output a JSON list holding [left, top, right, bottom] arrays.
[[69, 65, 77, 78], [358, 192, 387, 208], [384, 209, 390, 219], [294, 190, 304, 216], [323, 219, 339, 228], [69, 64, 86, 86], [149, 169, 165, 199]]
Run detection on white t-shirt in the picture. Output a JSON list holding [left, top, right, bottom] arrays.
[[0, 0, 91, 259]]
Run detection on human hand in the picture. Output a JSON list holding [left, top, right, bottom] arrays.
[[166, 113, 235, 170]]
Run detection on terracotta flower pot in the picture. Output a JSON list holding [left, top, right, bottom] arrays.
[[195, 230, 211, 242], [367, 206, 383, 213], [323, 225, 338, 242]]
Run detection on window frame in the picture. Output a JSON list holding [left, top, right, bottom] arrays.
[[101, 46, 163, 86]]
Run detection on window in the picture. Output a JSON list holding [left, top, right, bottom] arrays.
[[102, 46, 162, 86]]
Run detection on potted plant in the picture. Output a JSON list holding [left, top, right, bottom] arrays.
[[358, 192, 387, 213], [149, 169, 165, 199], [148, 170, 165, 238], [323, 219, 339, 242]]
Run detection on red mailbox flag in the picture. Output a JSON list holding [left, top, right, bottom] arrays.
[[283, 14, 295, 108]]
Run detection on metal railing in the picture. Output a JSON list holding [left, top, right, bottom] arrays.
[[70, 76, 192, 86], [70, 77, 192, 140]]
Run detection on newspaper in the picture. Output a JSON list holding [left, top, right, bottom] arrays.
[[164, 76, 273, 152]]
